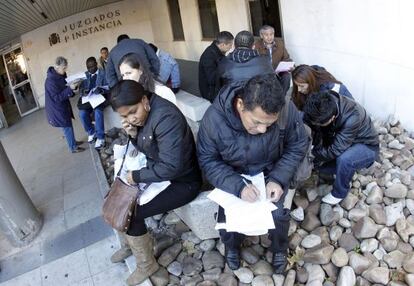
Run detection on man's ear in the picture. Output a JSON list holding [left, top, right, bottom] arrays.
[[235, 97, 244, 112]]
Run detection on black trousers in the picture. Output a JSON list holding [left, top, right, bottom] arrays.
[[127, 180, 201, 236], [217, 191, 290, 253]]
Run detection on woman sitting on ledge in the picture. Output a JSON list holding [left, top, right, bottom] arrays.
[[291, 64, 353, 111], [109, 80, 201, 286]]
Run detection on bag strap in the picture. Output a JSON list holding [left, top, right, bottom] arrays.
[[116, 138, 131, 177]]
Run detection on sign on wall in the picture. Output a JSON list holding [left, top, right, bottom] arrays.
[[48, 9, 123, 46]]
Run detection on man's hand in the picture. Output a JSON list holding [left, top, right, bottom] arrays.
[[127, 171, 136, 185], [266, 181, 283, 202], [121, 119, 138, 138], [240, 184, 260, 203], [69, 81, 80, 90]]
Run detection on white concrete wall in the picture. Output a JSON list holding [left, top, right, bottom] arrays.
[[280, 0, 414, 130], [21, 0, 153, 107], [145, 0, 250, 61]]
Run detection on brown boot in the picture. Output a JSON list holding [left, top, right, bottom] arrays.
[[125, 233, 160, 286], [110, 233, 132, 263]]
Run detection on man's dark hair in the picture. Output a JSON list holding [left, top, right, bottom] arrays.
[[117, 34, 130, 43], [110, 80, 151, 111], [86, 57, 97, 64], [240, 73, 285, 114], [100, 47, 108, 52], [234, 30, 254, 49], [215, 31, 234, 45], [149, 43, 158, 53], [303, 90, 338, 125]]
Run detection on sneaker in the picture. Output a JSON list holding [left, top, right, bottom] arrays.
[[88, 133, 96, 143], [322, 193, 343, 205], [71, 147, 85, 153], [95, 138, 105, 149], [272, 252, 288, 274], [224, 247, 240, 270]]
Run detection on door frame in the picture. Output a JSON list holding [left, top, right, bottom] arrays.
[[2, 43, 39, 117]]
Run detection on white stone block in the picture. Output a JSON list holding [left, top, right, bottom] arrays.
[[176, 90, 211, 122]]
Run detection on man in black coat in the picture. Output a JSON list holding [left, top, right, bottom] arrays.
[[198, 31, 234, 102], [106, 34, 160, 88], [303, 90, 379, 205], [218, 30, 273, 87], [197, 74, 309, 274]]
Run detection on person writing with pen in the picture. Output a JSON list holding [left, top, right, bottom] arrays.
[[197, 73, 309, 274]]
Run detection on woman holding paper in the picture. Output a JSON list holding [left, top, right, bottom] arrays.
[[45, 56, 84, 153], [291, 64, 353, 111], [109, 80, 201, 286]]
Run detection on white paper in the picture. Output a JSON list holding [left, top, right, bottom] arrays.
[[88, 93, 106, 108], [65, 72, 86, 84], [138, 181, 171, 205], [207, 172, 277, 235], [275, 61, 295, 73]]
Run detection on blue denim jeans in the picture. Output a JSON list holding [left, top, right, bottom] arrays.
[[79, 107, 105, 139], [62, 126, 76, 152], [318, 144, 379, 198]]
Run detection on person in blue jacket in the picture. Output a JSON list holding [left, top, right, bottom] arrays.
[[45, 56, 84, 153], [291, 64, 353, 111]]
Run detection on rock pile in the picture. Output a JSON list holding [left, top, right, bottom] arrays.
[[99, 117, 414, 286]]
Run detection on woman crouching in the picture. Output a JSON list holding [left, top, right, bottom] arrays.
[[110, 80, 201, 285]]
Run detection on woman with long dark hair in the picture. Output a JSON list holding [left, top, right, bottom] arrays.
[[291, 64, 353, 110]]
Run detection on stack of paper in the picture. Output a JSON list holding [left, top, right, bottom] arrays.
[[275, 61, 295, 73], [65, 72, 86, 85], [113, 143, 171, 205], [207, 173, 277, 235], [81, 86, 109, 108]]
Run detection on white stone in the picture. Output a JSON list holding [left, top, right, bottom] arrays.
[[360, 238, 379, 253], [290, 207, 304, 221], [337, 266, 356, 286], [301, 234, 321, 248], [175, 90, 211, 122], [385, 202, 404, 226]]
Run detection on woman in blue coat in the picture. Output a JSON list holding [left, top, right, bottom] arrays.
[[45, 56, 84, 153], [291, 64, 353, 111]]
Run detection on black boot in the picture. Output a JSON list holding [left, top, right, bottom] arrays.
[[225, 247, 240, 270], [272, 252, 288, 274]]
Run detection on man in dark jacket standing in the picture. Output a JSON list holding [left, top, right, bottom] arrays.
[[218, 30, 273, 87], [198, 31, 234, 102], [197, 74, 308, 274], [303, 90, 379, 205], [106, 34, 160, 88]]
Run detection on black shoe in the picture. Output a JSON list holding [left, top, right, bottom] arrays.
[[225, 247, 240, 270], [72, 147, 85, 153], [272, 252, 288, 274], [76, 140, 85, 146]]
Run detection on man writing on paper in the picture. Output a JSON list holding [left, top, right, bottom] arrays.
[[255, 25, 293, 94], [197, 74, 308, 274]]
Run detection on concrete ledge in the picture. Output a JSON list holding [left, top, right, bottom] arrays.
[[176, 90, 211, 122]]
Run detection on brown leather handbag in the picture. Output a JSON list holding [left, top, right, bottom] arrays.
[[102, 140, 141, 232]]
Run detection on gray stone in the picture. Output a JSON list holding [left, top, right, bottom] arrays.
[[398, 240, 413, 253], [383, 250, 405, 269], [199, 239, 216, 252], [385, 202, 405, 226], [369, 204, 387, 225], [201, 267, 221, 281], [288, 232, 303, 250], [290, 207, 304, 221], [407, 199, 414, 215], [217, 273, 237, 286], [175, 192, 219, 240], [366, 186, 384, 204], [215, 240, 225, 256], [306, 188, 319, 202], [154, 235, 176, 257], [373, 248, 386, 260], [401, 171, 412, 185], [296, 267, 308, 284], [234, 267, 254, 284], [360, 238, 379, 253], [303, 243, 334, 264], [301, 213, 321, 232], [405, 273, 414, 286], [339, 233, 359, 252], [288, 220, 297, 237], [339, 218, 352, 228], [389, 139, 405, 150], [251, 275, 274, 286], [150, 267, 169, 286], [283, 269, 296, 286], [241, 247, 260, 265], [202, 251, 224, 271], [197, 281, 217, 286], [320, 204, 335, 226], [337, 266, 356, 286], [306, 200, 321, 215], [352, 217, 380, 239], [385, 183, 408, 198], [180, 274, 203, 286], [158, 242, 182, 267], [349, 252, 373, 275], [182, 256, 203, 276], [361, 267, 390, 284], [304, 264, 325, 285], [331, 247, 348, 267], [380, 237, 399, 252], [404, 253, 414, 273], [251, 260, 274, 276], [301, 234, 321, 249], [396, 217, 414, 242], [348, 208, 368, 222], [167, 261, 182, 276], [311, 226, 330, 244], [341, 192, 359, 210], [329, 225, 343, 242], [272, 274, 285, 286], [164, 212, 181, 225], [181, 231, 202, 244]]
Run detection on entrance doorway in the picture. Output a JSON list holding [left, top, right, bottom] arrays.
[[0, 45, 38, 128], [248, 0, 283, 37]]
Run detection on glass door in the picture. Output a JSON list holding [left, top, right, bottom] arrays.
[[3, 46, 39, 116]]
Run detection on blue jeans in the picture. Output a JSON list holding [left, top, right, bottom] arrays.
[[318, 144, 379, 198], [79, 108, 105, 139], [62, 126, 76, 152]]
